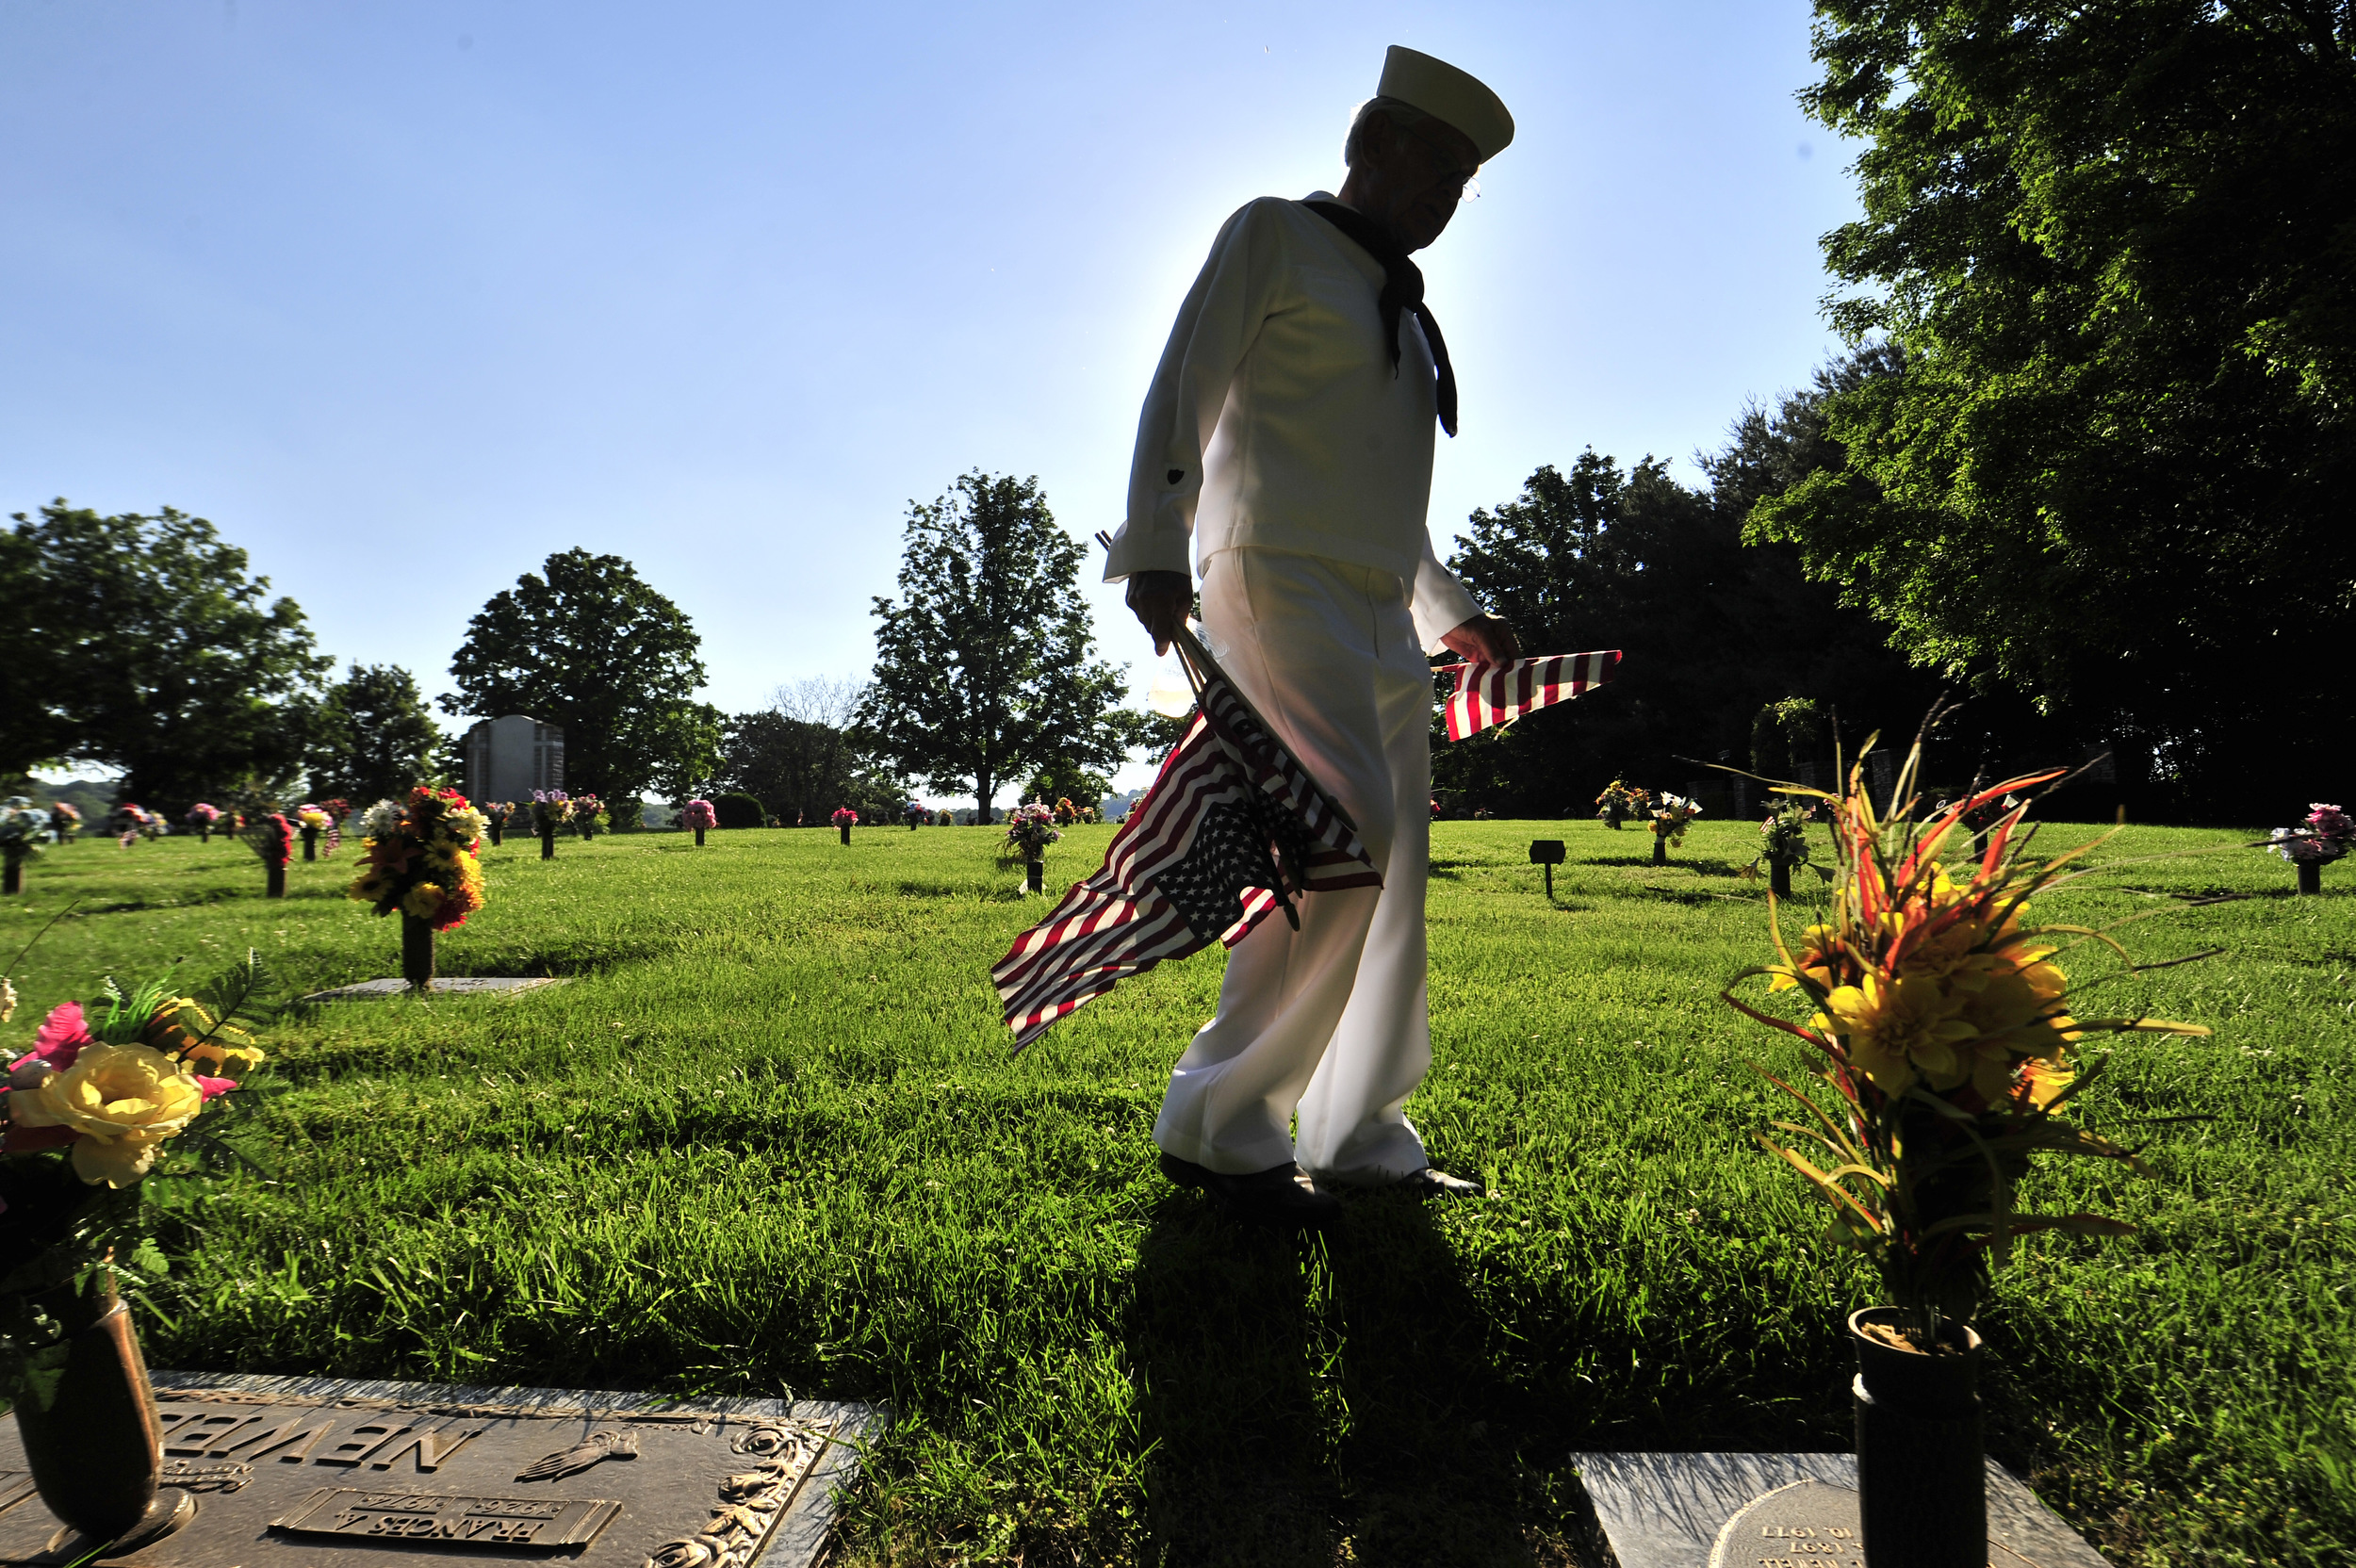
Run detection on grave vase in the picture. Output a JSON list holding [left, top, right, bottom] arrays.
[[1849, 1306, 1986, 1568], [1770, 859, 1792, 899], [6, 1276, 194, 1555], [2298, 859, 2323, 895], [540, 826, 557, 861], [265, 862, 286, 899], [3, 849, 23, 895], [301, 827, 319, 862], [401, 914, 435, 992], [694, 826, 707, 846], [489, 822, 504, 847], [197, 826, 210, 844], [839, 824, 852, 846], [1651, 834, 1667, 866], [1025, 858, 1044, 893]]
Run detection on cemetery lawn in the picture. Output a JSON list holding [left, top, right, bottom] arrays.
[[1, 820, 2348, 1568]]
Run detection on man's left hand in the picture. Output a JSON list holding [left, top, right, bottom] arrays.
[[1440, 614, 1521, 664]]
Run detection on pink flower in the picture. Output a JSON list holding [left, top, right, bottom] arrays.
[[24, 1002, 92, 1070], [195, 1075, 237, 1100]]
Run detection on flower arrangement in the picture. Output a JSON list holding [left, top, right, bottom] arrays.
[[4, 961, 268, 1190], [1, 802, 50, 891], [1596, 778, 1651, 827], [0, 947, 272, 1408], [1003, 803, 1061, 861], [295, 804, 341, 858], [2269, 803, 2352, 864], [185, 803, 221, 839], [241, 811, 294, 868], [113, 804, 162, 847], [1725, 739, 2208, 1346], [1054, 797, 1078, 826], [573, 793, 607, 837], [349, 788, 489, 931], [1650, 792, 1702, 846], [0, 801, 50, 854], [830, 808, 859, 827], [529, 790, 573, 834], [1742, 801, 1830, 890], [683, 800, 717, 830], [48, 803, 78, 841]]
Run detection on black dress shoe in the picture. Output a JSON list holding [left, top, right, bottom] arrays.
[[1159, 1152, 1342, 1228], [1395, 1167, 1482, 1201]]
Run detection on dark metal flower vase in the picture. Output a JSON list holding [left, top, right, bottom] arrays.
[[839, 825, 851, 845], [11, 1284, 196, 1557], [1651, 836, 1667, 866], [1850, 1306, 1986, 1568], [1026, 858, 1044, 893], [3, 852, 22, 895], [265, 862, 286, 898], [301, 828, 319, 862], [694, 826, 706, 846], [541, 828, 556, 861], [1771, 859, 1793, 898], [488, 824, 503, 847], [402, 913, 435, 993], [1606, 807, 1624, 829], [2299, 860, 2323, 895]]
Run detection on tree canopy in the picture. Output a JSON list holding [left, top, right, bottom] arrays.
[[0, 502, 329, 809], [307, 663, 441, 806], [1753, 1, 2356, 818], [717, 679, 905, 825], [859, 472, 1145, 818], [443, 549, 722, 803]]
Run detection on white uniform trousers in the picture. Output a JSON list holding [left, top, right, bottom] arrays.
[[1151, 547, 1435, 1183]]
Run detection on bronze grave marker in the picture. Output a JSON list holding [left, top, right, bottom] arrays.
[[0, 1373, 877, 1568]]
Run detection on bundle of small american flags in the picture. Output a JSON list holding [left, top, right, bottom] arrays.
[[993, 630, 1383, 1052], [992, 640, 1619, 1049]]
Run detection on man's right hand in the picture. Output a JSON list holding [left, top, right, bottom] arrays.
[[1126, 570, 1193, 656]]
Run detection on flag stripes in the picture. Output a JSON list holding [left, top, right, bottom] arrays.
[[993, 633, 1381, 1052], [1441, 649, 1621, 742]]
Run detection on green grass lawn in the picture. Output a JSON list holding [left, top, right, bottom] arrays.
[[1, 818, 2348, 1566]]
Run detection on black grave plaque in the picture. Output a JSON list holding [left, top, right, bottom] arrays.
[[0, 1373, 878, 1568]]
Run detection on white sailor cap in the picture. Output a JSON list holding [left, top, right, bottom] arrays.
[[1377, 44, 1513, 163]]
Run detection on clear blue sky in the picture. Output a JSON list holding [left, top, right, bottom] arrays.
[[1, 1, 1857, 795]]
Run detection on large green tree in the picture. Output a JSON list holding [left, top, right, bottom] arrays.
[[442, 549, 722, 802], [307, 663, 441, 806], [1754, 1, 2356, 819], [1, 502, 329, 810], [859, 472, 1144, 819], [1437, 429, 1964, 818]]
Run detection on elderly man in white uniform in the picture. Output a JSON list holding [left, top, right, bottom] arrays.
[[1104, 46, 1523, 1226]]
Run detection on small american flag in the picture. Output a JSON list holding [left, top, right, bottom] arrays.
[[993, 629, 1382, 1052], [1440, 650, 1621, 742]]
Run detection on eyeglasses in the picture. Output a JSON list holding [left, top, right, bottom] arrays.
[[1402, 120, 1482, 201]]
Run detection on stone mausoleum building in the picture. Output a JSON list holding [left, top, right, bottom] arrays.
[[462, 715, 564, 805]]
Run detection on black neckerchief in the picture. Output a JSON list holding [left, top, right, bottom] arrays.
[[1301, 199, 1458, 436]]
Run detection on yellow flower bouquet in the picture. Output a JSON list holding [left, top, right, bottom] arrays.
[[1, 954, 272, 1286], [1724, 735, 2208, 1348]]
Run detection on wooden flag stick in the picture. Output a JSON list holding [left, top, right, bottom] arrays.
[[1169, 624, 1366, 839]]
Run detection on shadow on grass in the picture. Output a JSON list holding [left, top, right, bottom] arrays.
[[1124, 1193, 1536, 1567]]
